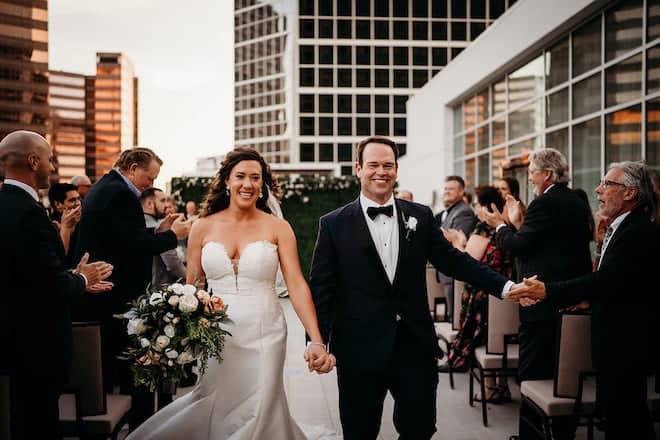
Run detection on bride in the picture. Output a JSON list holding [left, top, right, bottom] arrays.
[[128, 148, 337, 439]]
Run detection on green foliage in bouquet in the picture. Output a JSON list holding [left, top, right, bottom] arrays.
[[115, 283, 231, 392]]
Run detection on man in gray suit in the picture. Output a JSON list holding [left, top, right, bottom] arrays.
[[435, 176, 477, 364]]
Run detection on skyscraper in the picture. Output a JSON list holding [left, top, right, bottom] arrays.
[[49, 70, 86, 182], [234, 0, 514, 175], [0, 0, 49, 140], [85, 52, 138, 180]]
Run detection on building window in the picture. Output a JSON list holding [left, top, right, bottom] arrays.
[[356, 69, 371, 87], [398, 143, 407, 156], [375, 117, 390, 135], [546, 38, 569, 89], [374, 20, 389, 39], [300, 19, 314, 38], [318, 19, 333, 38], [375, 69, 390, 87], [573, 73, 601, 118], [341, 165, 353, 176], [413, 47, 428, 66], [605, 104, 642, 164], [605, 0, 643, 62], [394, 47, 409, 65], [393, 21, 409, 39], [319, 68, 334, 86], [300, 46, 314, 64], [470, 22, 486, 39], [412, 70, 428, 87], [319, 116, 334, 135], [300, 117, 314, 135], [318, 0, 332, 16], [338, 143, 353, 161], [356, 20, 370, 38], [338, 68, 352, 87], [375, 95, 389, 113], [490, 0, 505, 19], [338, 117, 352, 135], [573, 17, 601, 77], [356, 46, 371, 65], [394, 95, 407, 113], [394, 0, 408, 17], [337, 0, 351, 16], [338, 94, 352, 113], [356, 0, 370, 16], [605, 53, 642, 108], [357, 95, 371, 113], [451, 0, 467, 18], [394, 118, 407, 136], [412, 22, 428, 40], [300, 68, 314, 86], [319, 46, 333, 64], [337, 46, 351, 64], [393, 70, 409, 88], [300, 0, 314, 16], [451, 21, 467, 40], [319, 143, 334, 161], [337, 19, 351, 38], [356, 117, 371, 135], [432, 47, 447, 66], [300, 94, 314, 113], [318, 94, 333, 113], [546, 88, 569, 127], [300, 143, 315, 162]]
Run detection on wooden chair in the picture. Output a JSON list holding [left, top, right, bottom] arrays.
[[59, 322, 132, 439], [434, 280, 464, 389], [520, 312, 597, 440], [469, 294, 519, 426], [426, 263, 446, 319]]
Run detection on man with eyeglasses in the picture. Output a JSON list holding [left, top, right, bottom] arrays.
[[484, 148, 593, 440], [508, 161, 658, 439]]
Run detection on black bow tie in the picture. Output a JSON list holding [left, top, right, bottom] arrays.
[[367, 205, 393, 220]]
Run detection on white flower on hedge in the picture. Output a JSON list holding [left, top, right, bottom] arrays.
[[165, 348, 179, 359], [196, 289, 210, 303], [176, 350, 194, 365], [168, 360, 174, 366], [149, 292, 164, 306], [156, 335, 170, 350], [164, 324, 176, 338], [169, 283, 185, 295], [140, 338, 151, 348], [179, 293, 199, 313], [127, 318, 146, 336], [167, 295, 179, 306], [182, 284, 196, 296]]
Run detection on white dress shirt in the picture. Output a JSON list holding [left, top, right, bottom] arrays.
[[597, 210, 630, 270], [360, 193, 399, 283]]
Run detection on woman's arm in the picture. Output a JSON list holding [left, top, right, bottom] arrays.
[[186, 219, 206, 286], [464, 234, 490, 261]]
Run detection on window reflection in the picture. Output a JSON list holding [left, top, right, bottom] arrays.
[[546, 87, 568, 127], [465, 130, 476, 155], [477, 124, 489, 151], [492, 77, 506, 115], [573, 73, 601, 118], [545, 38, 569, 89], [508, 55, 544, 106], [464, 96, 477, 130], [477, 88, 489, 123], [573, 117, 601, 210], [646, 98, 660, 174], [606, 104, 642, 164], [605, 53, 642, 107], [605, 0, 643, 62], [478, 153, 489, 186], [465, 158, 476, 192], [545, 127, 568, 159], [491, 147, 506, 180], [492, 117, 505, 145], [647, 45, 660, 94], [508, 100, 543, 141], [573, 17, 601, 77]]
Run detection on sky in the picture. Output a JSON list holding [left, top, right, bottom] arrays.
[[49, 0, 235, 188]]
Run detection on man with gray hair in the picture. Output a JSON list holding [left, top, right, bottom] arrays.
[[485, 148, 593, 440], [508, 161, 658, 439], [70, 175, 92, 199]]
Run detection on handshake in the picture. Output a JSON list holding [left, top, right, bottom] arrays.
[[304, 342, 336, 374], [506, 276, 589, 312]]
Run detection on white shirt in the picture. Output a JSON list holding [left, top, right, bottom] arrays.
[[3, 179, 39, 201], [360, 193, 398, 283], [597, 210, 631, 269]]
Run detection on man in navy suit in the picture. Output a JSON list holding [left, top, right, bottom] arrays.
[[310, 136, 517, 440], [75, 147, 190, 429], [0, 131, 113, 439]]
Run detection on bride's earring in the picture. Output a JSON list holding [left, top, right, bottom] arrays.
[[259, 190, 264, 199], [225, 187, 230, 197]]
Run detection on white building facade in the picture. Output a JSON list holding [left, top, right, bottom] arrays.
[[401, 0, 660, 211], [234, 0, 515, 176]]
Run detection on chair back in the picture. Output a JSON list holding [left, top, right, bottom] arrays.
[[68, 322, 106, 416], [0, 371, 11, 440], [452, 280, 465, 331], [554, 312, 592, 398], [425, 263, 445, 314], [486, 295, 519, 353]]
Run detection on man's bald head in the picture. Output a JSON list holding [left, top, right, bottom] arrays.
[[0, 130, 54, 189]]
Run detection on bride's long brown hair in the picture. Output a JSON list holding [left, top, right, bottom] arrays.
[[199, 147, 280, 217]]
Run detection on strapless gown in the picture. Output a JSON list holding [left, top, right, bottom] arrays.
[[128, 240, 338, 439]]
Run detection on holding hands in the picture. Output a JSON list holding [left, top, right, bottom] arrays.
[[506, 275, 545, 306], [304, 342, 336, 374]]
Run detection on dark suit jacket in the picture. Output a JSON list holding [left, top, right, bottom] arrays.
[[496, 183, 593, 322], [310, 198, 508, 374], [75, 170, 178, 316], [0, 184, 86, 384], [546, 207, 659, 371], [434, 200, 477, 236]]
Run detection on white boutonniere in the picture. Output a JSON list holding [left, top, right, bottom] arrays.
[[402, 213, 417, 241]]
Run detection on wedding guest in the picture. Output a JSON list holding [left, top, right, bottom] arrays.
[[75, 147, 191, 431], [141, 188, 186, 287], [396, 189, 413, 202], [0, 130, 113, 439], [48, 182, 82, 263], [70, 175, 92, 199], [185, 200, 199, 221]]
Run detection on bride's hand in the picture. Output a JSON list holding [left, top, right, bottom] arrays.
[[304, 343, 335, 374]]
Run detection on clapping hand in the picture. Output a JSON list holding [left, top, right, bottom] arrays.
[[75, 252, 114, 294], [506, 275, 546, 306], [304, 343, 336, 374], [482, 204, 506, 229], [441, 227, 466, 249], [503, 195, 523, 229]]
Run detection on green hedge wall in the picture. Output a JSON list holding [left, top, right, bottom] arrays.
[[170, 175, 360, 277]]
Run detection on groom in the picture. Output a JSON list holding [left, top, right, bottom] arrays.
[[310, 136, 514, 439]]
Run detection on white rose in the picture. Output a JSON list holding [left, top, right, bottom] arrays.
[[179, 293, 199, 313], [169, 283, 185, 295], [165, 348, 179, 359], [156, 335, 170, 350], [176, 350, 194, 365], [167, 295, 179, 306], [149, 292, 164, 306], [196, 289, 210, 303], [164, 324, 176, 338], [140, 338, 151, 348], [407, 216, 418, 231], [127, 318, 146, 336], [182, 284, 196, 296]]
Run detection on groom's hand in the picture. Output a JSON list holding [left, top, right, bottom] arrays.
[[304, 344, 335, 374]]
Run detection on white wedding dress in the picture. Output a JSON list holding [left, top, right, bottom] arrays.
[[128, 240, 338, 439]]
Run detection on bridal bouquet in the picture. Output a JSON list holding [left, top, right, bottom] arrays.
[[116, 282, 231, 392]]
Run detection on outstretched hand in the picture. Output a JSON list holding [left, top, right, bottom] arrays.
[[507, 275, 547, 306]]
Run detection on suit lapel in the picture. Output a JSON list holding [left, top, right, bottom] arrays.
[[393, 200, 410, 288], [349, 198, 392, 286]]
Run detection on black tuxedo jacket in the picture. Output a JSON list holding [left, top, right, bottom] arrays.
[[310, 198, 508, 373], [0, 184, 86, 384], [496, 183, 593, 322], [76, 170, 177, 315], [546, 207, 659, 371]]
